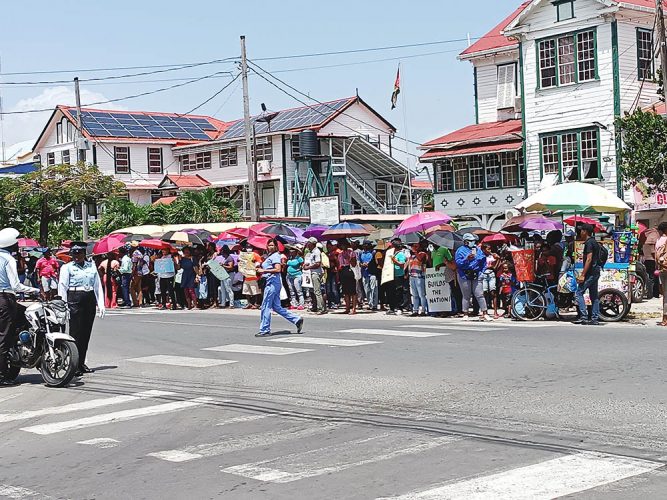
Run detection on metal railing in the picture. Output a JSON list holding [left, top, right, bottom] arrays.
[[346, 171, 388, 213]]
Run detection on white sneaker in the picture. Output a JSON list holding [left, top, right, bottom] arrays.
[[483, 314, 494, 321]]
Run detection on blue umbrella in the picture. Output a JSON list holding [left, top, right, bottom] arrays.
[[321, 222, 370, 239]]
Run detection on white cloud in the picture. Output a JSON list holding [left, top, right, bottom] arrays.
[[1, 86, 124, 147]]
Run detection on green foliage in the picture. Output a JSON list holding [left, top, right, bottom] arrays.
[[91, 188, 241, 237], [616, 109, 667, 195]]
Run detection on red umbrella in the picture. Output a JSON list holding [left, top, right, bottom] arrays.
[[563, 216, 605, 231], [394, 211, 453, 236], [92, 234, 126, 255], [215, 231, 240, 241], [482, 233, 508, 243], [18, 238, 40, 248], [139, 239, 174, 251], [228, 226, 269, 239], [247, 235, 284, 252]]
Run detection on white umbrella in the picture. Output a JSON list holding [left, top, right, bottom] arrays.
[[516, 182, 631, 214]]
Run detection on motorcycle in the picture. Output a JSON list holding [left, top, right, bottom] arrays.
[[6, 299, 79, 387]]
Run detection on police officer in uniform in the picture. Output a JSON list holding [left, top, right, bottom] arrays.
[[0, 228, 39, 385], [58, 242, 105, 376]]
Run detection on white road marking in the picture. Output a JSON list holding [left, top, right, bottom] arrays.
[[382, 452, 662, 499], [127, 355, 237, 368], [20, 397, 213, 435], [268, 337, 382, 347], [222, 433, 457, 483], [401, 325, 505, 332], [139, 320, 231, 327], [202, 343, 313, 355], [0, 484, 57, 499], [149, 422, 344, 463], [0, 393, 22, 404], [0, 390, 173, 424], [340, 329, 450, 338], [214, 415, 268, 426], [76, 437, 120, 449]]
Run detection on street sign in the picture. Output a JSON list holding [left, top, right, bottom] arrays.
[[309, 196, 340, 226]]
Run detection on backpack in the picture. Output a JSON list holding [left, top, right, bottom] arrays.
[[597, 243, 609, 269], [657, 243, 667, 272]]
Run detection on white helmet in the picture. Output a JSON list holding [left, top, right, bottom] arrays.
[[0, 228, 19, 248]]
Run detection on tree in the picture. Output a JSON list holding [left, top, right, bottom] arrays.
[[6, 162, 125, 245], [616, 108, 667, 195]]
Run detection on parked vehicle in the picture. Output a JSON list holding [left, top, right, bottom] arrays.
[[511, 274, 630, 323], [6, 299, 79, 387]]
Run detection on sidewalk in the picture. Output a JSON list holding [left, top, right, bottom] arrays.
[[628, 297, 662, 320]]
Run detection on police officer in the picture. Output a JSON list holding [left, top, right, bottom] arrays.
[[0, 228, 39, 385], [58, 241, 105, 376]]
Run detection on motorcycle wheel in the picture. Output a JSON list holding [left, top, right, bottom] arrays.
[[598, 288, 630, 322], [5, 363, 20, 382], [631, 275, 645, 304], [39, 341, 79, 387], [511, 287, 545, 321]]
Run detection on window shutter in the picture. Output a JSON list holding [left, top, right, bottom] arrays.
[[497, 64, 516, 109]]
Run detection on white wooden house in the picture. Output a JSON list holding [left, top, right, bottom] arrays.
[[420, 0, 661, 229]]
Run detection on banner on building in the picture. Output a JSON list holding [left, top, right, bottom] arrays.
[[425, 267, 452, 312]]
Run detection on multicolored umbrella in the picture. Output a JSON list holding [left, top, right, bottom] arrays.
[[394, 211, 452, 236], [18, 238, 40, 248], [321, 222, 370, 239], [161, 231, 205, 246]]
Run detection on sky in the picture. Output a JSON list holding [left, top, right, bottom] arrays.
[[0, 0, 518, 165]]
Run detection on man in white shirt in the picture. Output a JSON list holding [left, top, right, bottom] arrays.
[[303, 238, 325, 314]]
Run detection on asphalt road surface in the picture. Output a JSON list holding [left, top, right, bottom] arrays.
[[1, 308, 666, 499]]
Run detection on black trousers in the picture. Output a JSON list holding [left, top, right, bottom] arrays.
[[68, 291, 96, 369], [160, 277, 177, 308], [388, 279, 404, 311], [0, 293, 17, 378]]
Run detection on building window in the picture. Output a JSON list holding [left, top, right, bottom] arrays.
[[435, 161, 453, 193], [637, 28, 654, 80], [219, 147, 238, 168], [195, 152, 212, 170], [376, 182, 388, 203], [47, 152, 55, 166], [147, 147, 163, 174], [252, 138, 273, 161], [541, 128, 599, 181], [469, 156, 484, 190], [62, 150, 70, 165], [538, 29, 597, 88], [497, 64, 517, 109], [485, 154, 501, 188], [500, 152, 518, 187], [453, 158, 468, 191], [56, 123, 63, 144], [67, 121, 74, 142], [556, 0, 574, 21], [114, 146, 130, 174], [181, 155, 191, 172], [291, 136, 300, 159]]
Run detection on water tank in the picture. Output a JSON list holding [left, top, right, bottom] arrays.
[[298, 129, 320, 157]]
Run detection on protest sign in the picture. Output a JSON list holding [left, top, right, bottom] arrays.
[[154, 257, 175, 275], [207, 259, 229, 281], [425, 267, 452, 312]]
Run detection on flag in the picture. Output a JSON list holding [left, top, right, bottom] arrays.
[[391, 66, 400, 110]]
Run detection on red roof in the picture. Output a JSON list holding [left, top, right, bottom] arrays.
[[153, 196, 178, 206], [645, 101, 666, 114], [420, 140, 522, 160], [421, 120, 522, 148], [460, 1, 531, 58], [411, 179, 433, 189], [164, 174, 211, 189]]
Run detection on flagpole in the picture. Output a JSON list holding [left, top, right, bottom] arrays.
[[400, 61, 415, 214]]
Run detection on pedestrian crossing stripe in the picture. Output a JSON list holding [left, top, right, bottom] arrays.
[[202, 344, 313, 355], [127, 355, 237, 368], [268, 337, 382, 347], [398, 325, 506, 332], [339, 329, 450, 338], [77, 437, 120, 449], [380, 452, 662, 499]]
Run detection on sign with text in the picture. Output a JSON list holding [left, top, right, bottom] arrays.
[[309, 195, 340, 226], [207, 259, 229, 281], [154, 257, 175, 275], [425, 267, 452, 312]]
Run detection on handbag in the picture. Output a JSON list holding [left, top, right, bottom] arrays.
[[464, 269, 478, 280]]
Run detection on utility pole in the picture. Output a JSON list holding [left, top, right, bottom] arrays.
[[240, 36, 260, 221], [658, 0, 667, 94], [74, 77, 89, 240]]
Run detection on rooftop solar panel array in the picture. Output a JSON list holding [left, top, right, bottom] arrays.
[[68, 109, 218, 141], [220, 98, 351, 140]]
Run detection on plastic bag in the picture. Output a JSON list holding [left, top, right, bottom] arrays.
[[558, 271, 577, 294]]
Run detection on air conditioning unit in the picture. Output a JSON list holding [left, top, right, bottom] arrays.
[[257, 160, 272, 175]]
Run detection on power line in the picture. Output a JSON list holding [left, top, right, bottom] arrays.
[[0, 71, 233, 116], [178, 72, 241, 116], [248, 59, 424, 148]]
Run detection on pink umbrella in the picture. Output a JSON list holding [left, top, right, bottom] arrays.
[[482, 233, 508, 243], [92, 234, 126, 255], [18, 238, 40, 248], [247, 235, 284, 251], [394, 211, 452, 236]]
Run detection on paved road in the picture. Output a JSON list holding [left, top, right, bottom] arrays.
[[0, 308, 666, 499]]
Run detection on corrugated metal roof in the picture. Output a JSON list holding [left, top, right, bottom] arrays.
[[420, 140, 522, 160], [421, 120, 522, 148]]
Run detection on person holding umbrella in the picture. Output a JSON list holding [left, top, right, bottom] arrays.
[[58, 242, 105, 376], [256, 239, 303, 337]]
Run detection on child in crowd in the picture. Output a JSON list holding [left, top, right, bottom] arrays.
[[497, 261, 518, 317], [480, 244, 500, 318]]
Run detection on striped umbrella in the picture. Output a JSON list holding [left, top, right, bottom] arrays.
[[321, 222, 370, 239], [161, 231, 205, 246]]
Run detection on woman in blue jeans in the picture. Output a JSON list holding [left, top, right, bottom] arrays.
[[256, 239, 303, 337], [285, 247, 304, 309], [408, 243, 428, 316]]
